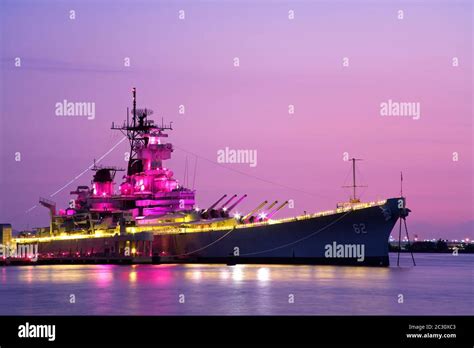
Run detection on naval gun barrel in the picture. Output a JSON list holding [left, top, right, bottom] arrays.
[[267, 201, 289, 219], [205, 194, 227, 211], [253, 200, 273, 219], [218, 194, 238, 211], [227, 194, 248, 211], [243, 200, 268, 221], [263, 200, 278, 213]]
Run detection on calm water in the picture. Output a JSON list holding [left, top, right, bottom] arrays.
[[0, 253, 472, 315]]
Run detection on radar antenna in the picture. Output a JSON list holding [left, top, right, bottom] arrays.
[[111, 88, 173, 175]]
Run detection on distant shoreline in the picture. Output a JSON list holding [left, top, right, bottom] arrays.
[[389, 240, 473, 254]]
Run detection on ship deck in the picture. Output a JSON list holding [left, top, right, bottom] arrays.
[[12, 199, 388, 243]]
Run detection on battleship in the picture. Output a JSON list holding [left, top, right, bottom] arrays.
[[2, 88, 410, 267]]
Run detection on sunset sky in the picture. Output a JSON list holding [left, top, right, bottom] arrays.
[[0, 0, 472, 238]]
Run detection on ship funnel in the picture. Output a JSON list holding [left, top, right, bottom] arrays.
[[228, 194, 247, 211]]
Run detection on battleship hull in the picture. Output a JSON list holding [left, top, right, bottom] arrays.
[[8, 198, 403, 267], [6, 90, 406, 267], [4, 90, 414, 267], [153, 198, 403, 266]]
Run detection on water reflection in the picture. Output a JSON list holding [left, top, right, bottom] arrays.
[[0, 254, 471, 315], [231, 265, 245, 281], [257, 267, 270, 282], [129, 271, 137, 283], [6, 263, 394, 287], [219, 270, 230, 280], [95, 265, 114, 286]]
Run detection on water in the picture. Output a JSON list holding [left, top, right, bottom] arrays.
[[0, 253, 472, 315]]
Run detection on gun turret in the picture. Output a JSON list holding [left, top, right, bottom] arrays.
[[243, 200, 268, 222]]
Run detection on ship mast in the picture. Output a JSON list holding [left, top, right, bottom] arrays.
[[111, 87, 173, 175], [342, 158, 366, 203]]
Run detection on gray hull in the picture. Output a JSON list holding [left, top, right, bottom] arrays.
[[153, 198, 403, 267], [11, 198, 403, 267]]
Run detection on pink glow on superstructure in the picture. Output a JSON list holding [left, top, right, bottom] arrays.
[[93, 182, 114, 196], [90, 202, 115, 211], [120, 182, 133, 195]]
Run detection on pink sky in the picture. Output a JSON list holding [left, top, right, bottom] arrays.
[[0, 0, 472, 238]]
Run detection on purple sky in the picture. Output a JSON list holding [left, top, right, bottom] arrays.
[[0, 0, 472, 239]]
